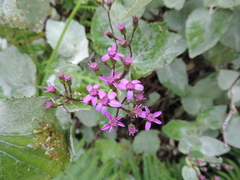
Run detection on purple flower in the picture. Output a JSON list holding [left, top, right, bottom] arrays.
[[119, 39, 127, 46], [58, 72, 64, 79], [224, 164, 234, 169], [64, 74, 71, 82], [101, 44, 124, 61], [216, 165, 221, 170], [202, 167, 208, 172], [144, 106, 162, 131], [101, 111, 124, 133], [99, 69, 122, 87], [82, 84, 100, 106], [123, 56, 132, 66], [199, 175, 206, 180], [44, 82, 56, 93], [128, 124, 138, 136], [214, 176, 220, 180], [117, 78, 144, 100], [134, 91, 146, 101], [134, 104, 146, 118], [88, 61, 99, 71], [103, 29, 111, 35], [96, 90, 122, 115], [117, 23, 125, 31], [44, 102, 53, 109]]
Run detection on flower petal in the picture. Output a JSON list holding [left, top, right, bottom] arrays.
[[120, 78, 129, 85], [83, 95, 92, 104], [117, 122, 125, 127], [91, 97, 98, 106], [145, 121, 152, 131], [108, 92, 117, 99], [95, 103, 102, 111], [139, 112, 147, 118], [113, 72, 122, 79], [108, 126, 114, 133], [154, 119, 162, 124], [112, 43, 117, 51], [110, 69, 114, 77], [131, 80, 141, 84], [109, 100, 122, 107], [113, 56, 120, 61], [127, 90, 134, 100], [134, 84, 144, 91], [116, 116, 123, 121], [93, 83, 101, 89], [153, 111, 162, 117], [145, 106, 150, 115], [105, 111, 112, 120], [101, 124, 111, 130], [98, 90, 106, 98], [117, 83, 127, 90], [117, 53, 125, 57], [99, 76, 108, 81], [100, 106, 108, 115], [102, 54, 110, 61], [86, 85, 93, 92]]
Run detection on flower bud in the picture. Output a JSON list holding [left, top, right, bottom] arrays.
[[64, 74, 72, 86], [132, 16, 139, 29], [128, 124, 138, 136], [44, 101, 57, 109], [103, 29, 114, 38], [124, 56, 132, 66], [58, 72, 65, 84], [118, 23, 126, 35], [106, 0, 113, 6], [89, 61, 102, 76], [119, 39, 127, 47]]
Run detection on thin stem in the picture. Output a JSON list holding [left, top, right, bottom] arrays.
[[63, 84, 69, 97], [222, 75, 240, 147], [128, 27, 137, 57], [41, 0, 82, 86], [68, 85, 72, 98]]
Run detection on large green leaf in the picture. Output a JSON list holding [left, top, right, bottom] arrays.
[[46, 19, 89, 64], [220, 7, 240, 52], [163, 0, 203, 35], [0, 97, 70, 180], [122, 0, 152, 19], [217, 0, 240, 8], [217, 70, 239, 90], [133, 130, 160, 155], [182, 166, 198, 180], [178, 136, 202, 154], [0, 45, 36, 97], [226, 116, 240, 149], [156, 58, 188, 96], [162, 0, 186, 10], [196, 105, 227, 130], [200, 136, 230, 156], [162, 120, 198, 141], [0, 0, 49, 32], [186, 8, 229, 58], [75, 107, 99, 127]]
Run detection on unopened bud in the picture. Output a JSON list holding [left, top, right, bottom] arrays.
[[119, 39, 127, 47], [132, 16, 139, 29], [44, 101, 57, 109], [106, 0, 113, 6], [103, 29, 114, 38], [64, 74, 72, 86], [124, 56, 132, 66], [118, 23, 126, 35]]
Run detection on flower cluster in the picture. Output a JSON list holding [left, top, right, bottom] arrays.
[[43, 1, 162, 136]]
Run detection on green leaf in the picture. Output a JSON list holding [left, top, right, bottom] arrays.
[[162, 120, 198, 141], [156, 58, 188, 96], [122, 0, 152, 19], [226, 116, 240, 149], [163, 0, 203, 35], [196, 105, 227, 130], [46, 19, 89, 64], [220, 7, 240, 52], [181, 96, 213, 116], [178, 136, 202, 154], [0, 0, 49, 32], [229, 81, 240, 103], [0, 97, 70, 179], [0, 45, 36, 97], [216, 0, 240, 8], [63, 100, 91, 113], [186, 8, 229, 58], [200, 136, 230, 156], [182, 166, 198, 180], [217, 70, 239, 90], [133, 130, 160, 155], [95, 139, 122, 162], [162, 0, 186, 10], [144, 92, 161, 107], [204, 42, 239, 65], [75, 107, 99, 127]]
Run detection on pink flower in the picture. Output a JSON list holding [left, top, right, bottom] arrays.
[[214, 176, 220, 180], [134, 104, 146, 118], [134, 91, 146, 101], [88, 61, 99, 71], [82, 84, 100, 106], [123, 56, 132, 66], [44, 102, 53, 109], [117, 78, 144, 100], [101, 111, 124, 133], [101, 44, 124, 61], [128, 124, 138, 136], [117, 23, 125, 31], [199, 175, 206, 180], [96, 90, 122, 115], [144, 106, 162, 131], [58, 72, 64, 79], [44, 82, 56, 93], [99, 69, 122, 87]]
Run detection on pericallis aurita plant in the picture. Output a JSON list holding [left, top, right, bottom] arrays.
[[43, 0, 162, 136]]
